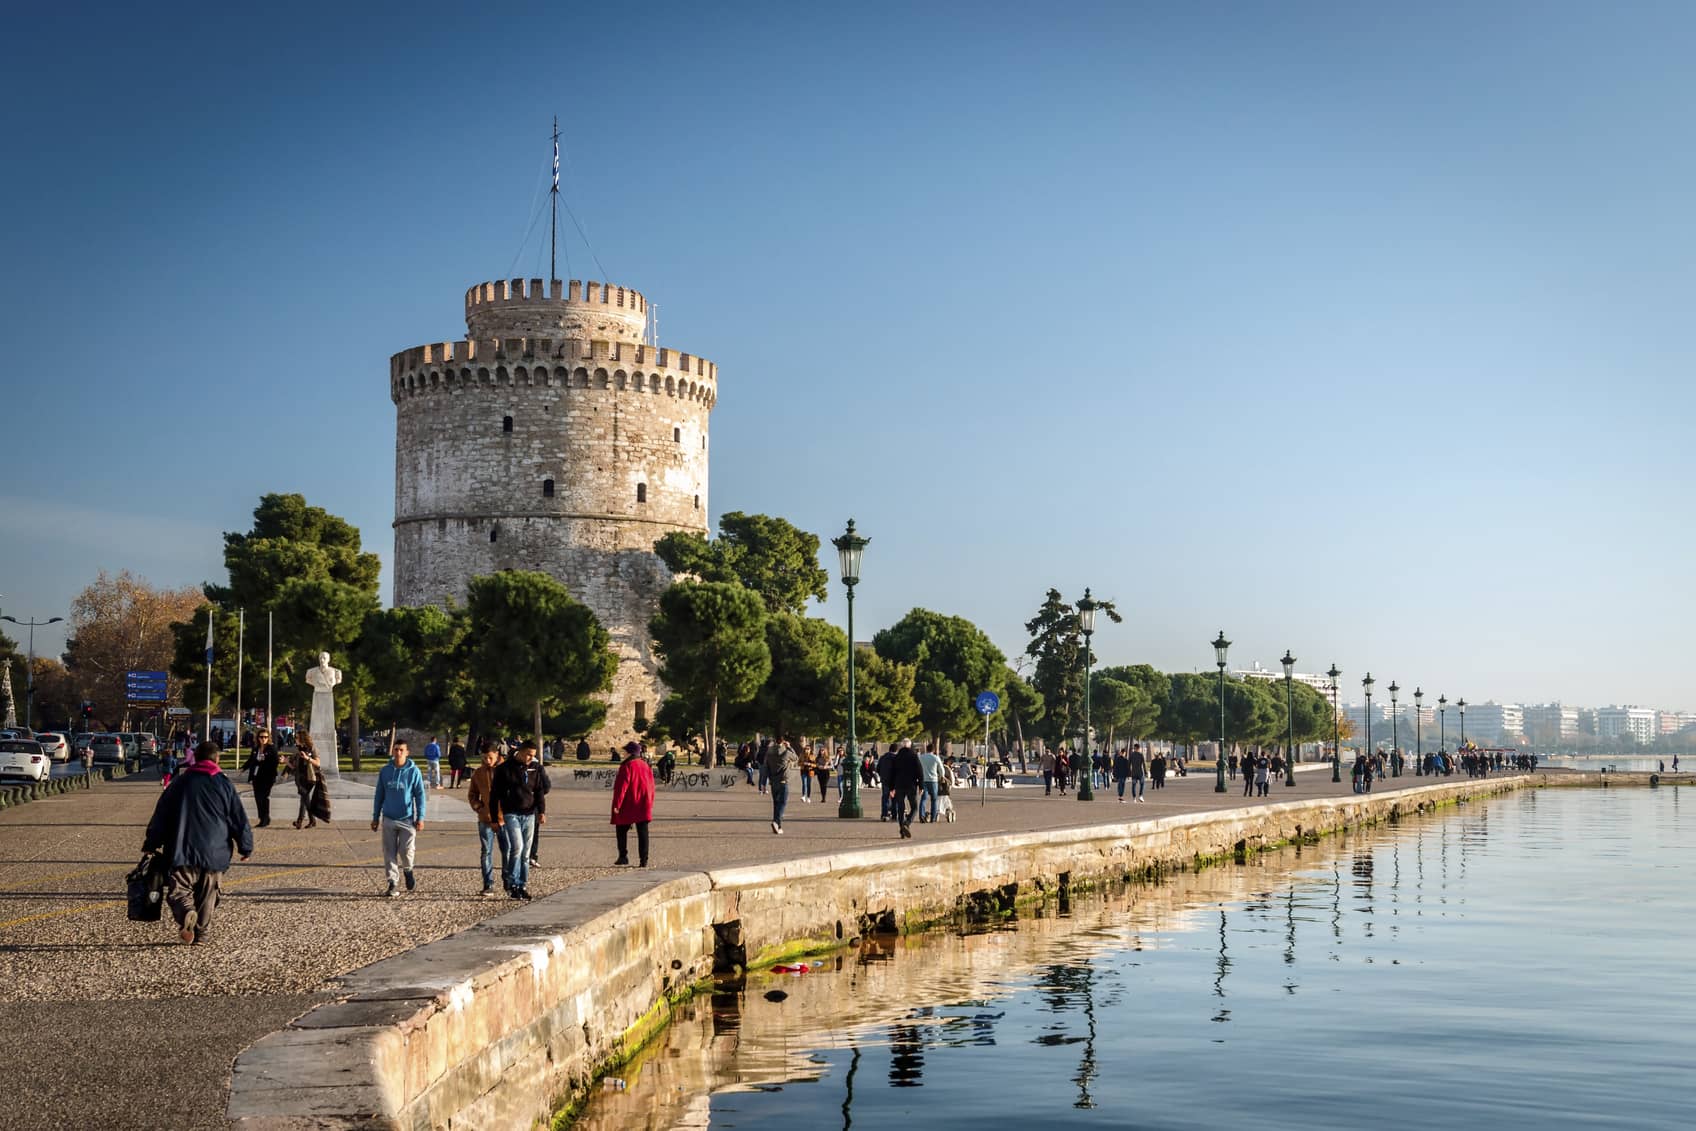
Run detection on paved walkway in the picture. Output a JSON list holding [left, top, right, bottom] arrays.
[[0, 760, 1486, 1129]]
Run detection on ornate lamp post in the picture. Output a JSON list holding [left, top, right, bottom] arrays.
[[1414, 687, 1424, 776], [1458, 697, 1467, 747], [1281, 650, 1297, 787], [1389, 681, 1401, 777], [1077, 589, 1098, 802], [2, 614, 63, 730], [1212, 630, 1230, 793], [1328, 664, 1342, 783], [832, 520, 868, 819], [1438, 694, 1448, 759], [1361, 673, 1376, 778]]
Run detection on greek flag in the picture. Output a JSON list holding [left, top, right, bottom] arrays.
[[553, 137, 559, 190], [205, 613, 214, 664]]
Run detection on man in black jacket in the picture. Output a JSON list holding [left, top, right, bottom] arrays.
[[143, 740, 253, 944], [492, 742, 545, 900], [888, 739, 923, 838]]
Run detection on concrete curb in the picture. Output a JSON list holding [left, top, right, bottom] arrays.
[[0, 762, 138, 809], [227, 775, 1536, 1129]]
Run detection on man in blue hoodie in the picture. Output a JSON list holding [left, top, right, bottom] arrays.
[[370, 740, 427, 897], [143, 740, 252, 944]]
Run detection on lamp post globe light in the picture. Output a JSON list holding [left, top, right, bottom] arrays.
[[832, 520, 869, 819], [1077, 590, 1098, 802], [1281, 650, 1297, 788], [2, 614, 64, 730], [1328, 664, 1342, 783], [1212, 630, 1231, 794], [1438, 694, 1448, 758], [1389, 681, 1401, 777], [1458, 697, 1467, 747], [1414, 687, 1424, 776]]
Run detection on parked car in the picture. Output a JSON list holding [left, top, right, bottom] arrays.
[[0, 739, 51, 782], [34, 732, 70, 762], [132, 733, 158, 758], [71, 733, 95, 755], [89, 734, 126, 764]]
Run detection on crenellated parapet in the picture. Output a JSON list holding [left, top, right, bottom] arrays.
[[388, 336, 718, 405], [464, 278, 648, 341]]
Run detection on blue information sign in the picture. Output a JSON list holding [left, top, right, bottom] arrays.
[[126, 670, 169, 703], [974, 691, 1000, 716]]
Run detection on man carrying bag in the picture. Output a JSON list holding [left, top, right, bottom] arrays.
[[141, 740, 253, 944]]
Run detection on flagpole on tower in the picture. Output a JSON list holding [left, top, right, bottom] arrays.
[[550, 116, 560, 283]]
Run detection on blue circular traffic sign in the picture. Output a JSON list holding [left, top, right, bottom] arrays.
[[974, 691, 1000, 716]]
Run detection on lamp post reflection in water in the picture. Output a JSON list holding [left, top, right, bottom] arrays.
[[840, 1043, 859, 1131]]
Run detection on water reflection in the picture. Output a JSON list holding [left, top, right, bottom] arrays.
[[572, 787, 1696, 1131]]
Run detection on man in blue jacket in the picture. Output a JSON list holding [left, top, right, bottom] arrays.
[[370, 740, 427, 897], [143, 740, 253, 944]]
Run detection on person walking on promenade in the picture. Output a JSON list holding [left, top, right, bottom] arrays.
[[1040, 749, 1056, 795], [447, 735, 468, 788], [877, 745, 898, 821], [466, 739, 505, 896], [1255, 752, 1271, 797], [371, 740, 426, 897], [527, 753, 552, 869], [814, 745, 833, 802], [423, 735, 442, 790], [495, 741, 545, 898], [1128, 744, 1147, 802], [612, 740, 654, 867], [143, 740, 252, 945], [889, 739, 923, 838], [289, 734, 325, 829], [797, 742, 815, 803], [917, 742, 943, 822], [1241, 749, 1256, 797], [1151, 750, 1167, 789], [1113, 748, 1131, 802], [245, 729, 279, 828], [766, 738, 797, 834], [755, 738, 771, 795], [1227, 752, 1238, 781]]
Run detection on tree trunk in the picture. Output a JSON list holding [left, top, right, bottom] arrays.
[[533, 698, 543, 754], [704, 697, 718, 768], [349, 684, 362, 772]]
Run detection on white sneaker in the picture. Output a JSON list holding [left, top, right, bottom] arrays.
[[771, 821, 782, 834]]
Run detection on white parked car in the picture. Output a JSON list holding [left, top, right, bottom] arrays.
[[35, 732, 71, 762], [0, 739, 51, 783]]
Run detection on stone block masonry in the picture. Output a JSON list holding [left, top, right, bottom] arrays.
[[227, 775, 1532, 1129], [390, 277, 716, 749]]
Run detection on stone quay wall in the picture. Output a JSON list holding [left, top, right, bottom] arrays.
[[226, 775, 1531, 1130], [390, 278, 715, 748]]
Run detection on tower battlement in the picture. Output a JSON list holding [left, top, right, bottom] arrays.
[[389, 337, 716, 386], [464, 278, 648, 341]]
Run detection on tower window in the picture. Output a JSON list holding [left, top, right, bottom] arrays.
[[502, 415, 513, 433], [542, 478, 555, 498], [673, 427, 681, 443], [636, 483, 647, 504], [694, 494, 700, 509], [635, 701, 647, 727], [490, 526, 499, 543]]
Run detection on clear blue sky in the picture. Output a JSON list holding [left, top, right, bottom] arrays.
[[2, 1, 1691, 709]]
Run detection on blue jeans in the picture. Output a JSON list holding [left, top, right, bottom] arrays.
[[800, 772, 812, 799], [880, 786, 894, 820], [1116, 777, 1127, 798], [478, 821, 504, 890], [503, 813, 535, 890], [1131, 776, 1145, 798], [771, 782, 789, 827], [918, 781, 939, 821]]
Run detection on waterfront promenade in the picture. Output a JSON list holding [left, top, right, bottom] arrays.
[[0, 763, 1574, 1129]]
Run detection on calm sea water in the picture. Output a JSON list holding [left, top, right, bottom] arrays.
[[575, 787, 1695, 1130]]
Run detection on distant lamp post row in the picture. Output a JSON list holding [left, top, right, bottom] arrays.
[[1414, 687, 1425, 775], [1328, 665, 1342, 783], [2, 613, 63, 730], [1389, 681, 1401, 776], [832, 520, 868, 819], [1281, 650, 1297, 788]]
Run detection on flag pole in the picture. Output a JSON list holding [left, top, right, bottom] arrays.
[[203, 609, 214, 744], [266, 611, 273, 734], [235, 609, 245, 764], [550, 116, 560, 282]]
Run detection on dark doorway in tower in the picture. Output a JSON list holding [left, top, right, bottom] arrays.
[[543, 478, 555, 498], [636, 483, 647, 504]]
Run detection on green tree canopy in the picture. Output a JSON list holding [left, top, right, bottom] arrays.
[[990, 666, 1045, 762], [650, 580, 771, 766], [1023, 588, 1122, 745], [463, 571, 617, 744], [654, 512, 829, 616], [351, 604, 468, 734], [852, 650, 921, 745], [1088, 676, 1138, 749], [736, 613, 847, 743], [1096, 663, 1167, 739], [872, 608, 1006, 745]]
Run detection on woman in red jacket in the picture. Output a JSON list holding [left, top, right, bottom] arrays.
[[611, 740, 655, 867]]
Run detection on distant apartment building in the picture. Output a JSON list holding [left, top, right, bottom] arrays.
[[1522, 703, 1579, 743], [1595, 706, 1657, 746], [1460, 701, 1524, 744], [1657, 711, 1696, 735], [1236, 664, 1338, 698]]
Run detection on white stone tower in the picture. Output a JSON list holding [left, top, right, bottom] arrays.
[[389, 277, 716, 745]]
